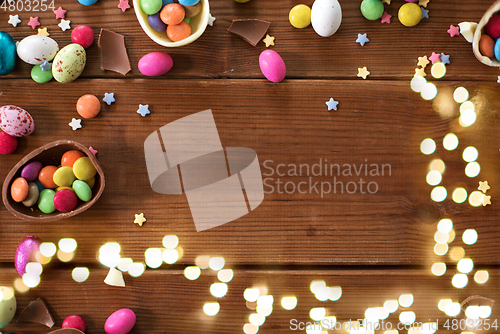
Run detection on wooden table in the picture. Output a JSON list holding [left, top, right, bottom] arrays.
[[1, 0, 500, 333]]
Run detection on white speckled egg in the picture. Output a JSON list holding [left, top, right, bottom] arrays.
[[311, 0, 342, 37], [0, 286, 16, 329], [52, 43, 86, 83], [17, 35, 59, 65], [0, 105, 35, 137]]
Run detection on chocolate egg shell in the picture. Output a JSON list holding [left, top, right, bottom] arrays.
[[0, 105, 35, 137]]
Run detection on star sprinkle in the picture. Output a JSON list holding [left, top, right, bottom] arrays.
[[28, 17, 40, 29], [429, 52, 441, 64], [326, 98, 339, 111], [40, 61, 51, 71], [118, 0, 130, 12], [381, 12, 391, 24], [58, 19, 71, 31], [421, 7, 429, 19], [478, 181, 490, 193], [414, 67, 426, 77], [208, 13, 216, 26], [382, 0, 391, 4], [38, 27, 49, 36], [497, 76, 500, 84], [53, 7, 66, 19], [103, 93, 115, 105], [134, 213, 146, 226], [440, 53, 450, 65], [417, 56, 429, 68], [69, 118, 82, 131], [8, 15, 21, 27], [356, 33, 369, 46], [481, 195, 491, 206], [262, 34, 275, 47], [357, 67, 370, 79], [447, 25, 460, 37], [137, 104, 150, 117], [418, 0, 429, 7], [89, 146, 98, 156]]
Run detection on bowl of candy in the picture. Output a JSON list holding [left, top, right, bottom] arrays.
[[2, 140, 105, 222], [133, 0, 210, 47], [472, 0, 500, 66]]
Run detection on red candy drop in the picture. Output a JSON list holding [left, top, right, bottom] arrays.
[[62, 314, 86, 332], [53, 189, 78, 212], [485, 14, 500, 39], [71, 25, 95, 49], [0, 131, 17, 154]]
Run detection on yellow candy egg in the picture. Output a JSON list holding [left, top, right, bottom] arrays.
[[289, 4, 311, 29], [73, 157, 97, 181], [398, 3, 422, 27], [0, 287, 16, 328]]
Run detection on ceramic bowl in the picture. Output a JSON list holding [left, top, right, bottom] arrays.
[[472, 0, 500, 66]]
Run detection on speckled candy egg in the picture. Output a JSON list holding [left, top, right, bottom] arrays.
[[52, 44, 86, 83], [17, 35, 59, 65], [0, 105, 35, 137], [0, 287, 16, 328], [311, 0, 342, 37]]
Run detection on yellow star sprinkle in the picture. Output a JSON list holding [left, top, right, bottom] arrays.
[[417, 55, 429, 68], [481, 195, 491, 206], [37, 27, 49, 36], [382, 0, 391, 4], [419, 0, 429, 7], [414, 67, 426, 77], [357, 67, 370, 79], [262, 34, 275, 47], [134, 213, 146, 226], [478, 181, 490, 193]]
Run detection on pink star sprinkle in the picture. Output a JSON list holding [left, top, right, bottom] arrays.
[[89, 146, 98, 156], [54, 7, 66, 19], [381, 11, 392, 24], [429, 52, 441, 64], [28, 17, 40, 29], [118, 0, 130, 12], [447, 25, 460, 37]]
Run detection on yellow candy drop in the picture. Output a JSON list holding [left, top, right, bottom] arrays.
[[289, 4, 311, 29], [398, 3, 422, 27], [72, 157, 97, 181]]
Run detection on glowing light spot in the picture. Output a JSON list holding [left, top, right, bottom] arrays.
[[452, 273, 468, 289], [249, 313, 265, 327], [99, 242, 121, 268], [459, 109, 477, 127], [384, 300, 398, 313], [257, 286, 268, 296], [145, 248, 163, 269], [26, 262, 42, 276], [58, 238, 77, 253], [217, 269, 233, 283], [243, 323, 259, 334], [452, 188, 467, 203], [36, 252, 51, 265], [479, 306, 491, 318], [329, 286, 342, 301], [444, 302, 461, 317], [57, 249, 74, 262], [443, 133, 459, 150], [463, 147, 478, 162], [210, 283, 228, 298], [465, 162, 480, 177], [256, 305, 273, 317], [365, 307, 382, 321], [462, 229, 478, 245], [281, 296, 298, 310], [310, 280, 326, 294], [457, 258, 473, 273], [474, 270, 489, 284], [309, 307, 326, 321], [162, 235, 179, 249], [454, 87, 469, 103], [429, 159, 445, 173], [100, 242, 120, 254], [434, 243, 448, 256], [426, 170, 442, 186], [209, 257, 225, 271], [421, 323, 437, 334], [447, 229, 455, 243], [460, 101, 474, 113], [244, 288, 260, 302], [399, 294, 414, 308], [437, 219, 453, 233], [195, 255, 210, 269], [421, 82, 438, 100], [246, 301, 257, 310], [203, 302, 220, 316], [40, 242, 57, 257], [117, 258, 133, 272], [438, 299, 452, 312], [184, 266, 201, 280], [465, 306, 479, 319], [22, 273, 40, 288], [322, 316, 337, 329], [162, 249, 179, 264], [430, 186, 447, 202], [399, 311, 416, 324], [257, 295, 273, 309], [420, 138, 436, 155], [431, 262, 446, 276], [449, 247, 465, 261], [468, 191, 483, 207], [14, 277, 29, 293], [72, 267, 89, 283], [434, 231, 449, 244], [128, 262, 145, 277], [411, 75, 427, 92], [431, 62, 446, 78], [315, 286, 330, 301]]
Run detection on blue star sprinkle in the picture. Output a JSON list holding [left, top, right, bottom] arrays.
[[356, 33, 369, 46], [137, 104, 150, 117], [440, 53, 450, 65], [326, 98, 339, 111], [103, 93, 115, 105], [40, 61, 51, 71], [421, 7, 429, 19]]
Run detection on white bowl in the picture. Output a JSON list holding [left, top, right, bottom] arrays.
[[133, 0, 209, 47]]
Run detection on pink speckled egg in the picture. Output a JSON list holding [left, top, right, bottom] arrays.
[[259, 50, 286, 83], [0, 105, 35, 137]]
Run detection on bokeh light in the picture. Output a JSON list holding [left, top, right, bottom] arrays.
[[281, 296, 297, 310], [452, 273, 468, 289], [452, 188, 467, 203], [437, 219, 453, 233], [438, 299, 452, 312], [209, 257, 225, 271], [474, 270, 489, 284], [449, 247, 465, 261], [421, 82, 438, 100], [244, 288, 260, 302], [217, 269, 233, 283], [463, 147, 478, 162], [443, 133, 459, 150], [249, 313, 265, 327], [40, 242, 57, 257], [431, 186, 447, 202], [162, 235, 179, 249], [384, 300, 398, 313], [72, 267, 90, 283], [444, 302, 461, 317], [420, 138, 436, 155], [128, 263, 145, 277], [459, 109, 477, 127], [399, 294, 414, 307], [457, 258, 473, 273], [14, 277, 29, 293], [195, 255, 210, 269], [434, 243, 448, 256], [454, 87, 469, 103], [411, 76, 427, 92], [57, 249, 74, 262], [465, 162, 480, 177], [431, 262, 446, 276], [431, 63, 446, 79], [309, 307, 326, 321], [210, 283, 228, 298], [145, 248, 163, 269], [243, 323, 259, 334], [329, 286, 342, 301], [399, 311, 416, 324], [426, 171, 442, 186], [462, 229, 478, 245], [118, 258, 133, 272], [162, 249, 179, 264], [203, 302, 220, 316], [58, 238, 77, 253], [184, 266, 201, 280]]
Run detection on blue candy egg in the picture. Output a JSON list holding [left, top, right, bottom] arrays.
[[494, 37, 500, 62], [148, 13, 167, 32], [0, 31, 16, 76], [162, 0, 174, 6], [78, 0, 98, 5], [178, 0, 200, 5]]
